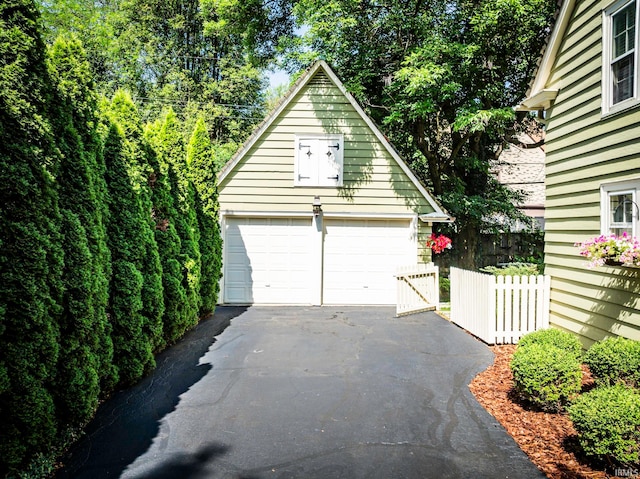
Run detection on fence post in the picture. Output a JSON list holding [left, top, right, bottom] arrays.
[[488, 274, 497, 344]]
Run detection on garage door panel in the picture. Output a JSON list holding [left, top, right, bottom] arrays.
[[322, 219, 414, 305], [224, 217, 313, 304]]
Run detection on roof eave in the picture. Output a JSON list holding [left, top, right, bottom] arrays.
[[520, 0, 576, 110], [516, 89, 559, 111]]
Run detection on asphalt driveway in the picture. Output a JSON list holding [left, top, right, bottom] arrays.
[[56, 306, 544, 479]]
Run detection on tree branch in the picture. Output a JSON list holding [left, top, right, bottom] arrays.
[[508, 137, 545, 149]]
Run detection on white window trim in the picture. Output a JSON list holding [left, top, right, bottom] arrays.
[[294, 134, 344, 187], [600, 179, 640, 236], [602, 0, 640, 116]]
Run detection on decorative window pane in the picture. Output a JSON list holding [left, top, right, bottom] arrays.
[[613, 3, 635, 57], [609, 192, 634, 236], [294, 135, 343, 187], [613, 54, 635, 102], [602, 182, 639, 237]]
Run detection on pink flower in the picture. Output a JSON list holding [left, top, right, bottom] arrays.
[[427, 234, 452, 254], [575, 234, 640, 268]]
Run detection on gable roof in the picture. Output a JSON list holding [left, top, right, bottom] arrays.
[[518, 0, 576, 110], [218, 60, 451, 222]]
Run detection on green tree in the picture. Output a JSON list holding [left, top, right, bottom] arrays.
[[104, 92, 165, 352], [36, 0, 126, 95], [101, 91, 168, 383], [187, 116, 223, 314], [151, 108, 201, 327], [101, 121, 154, 385], [291, 0, 556, 269], [47, 34, 117, 407], [0, 0, 64, 472], [35, 0, 282, 142], [55, 210, 101, 424], [144, 119, 193, 344]]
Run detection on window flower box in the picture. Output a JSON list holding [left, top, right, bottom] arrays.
[[575, 233, 640, 268]]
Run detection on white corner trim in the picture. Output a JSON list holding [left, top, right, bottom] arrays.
[[221, 210, 315, 218], [322, 212, 417, 220]]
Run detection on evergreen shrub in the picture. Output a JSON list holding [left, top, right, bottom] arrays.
[[510, 342, 582, 412], [584, 337, 640, 388], [568, 385, 640, 466], [480, 262, 541, 276], [517, 328, 583, 360]]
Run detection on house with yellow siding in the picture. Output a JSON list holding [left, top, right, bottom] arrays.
[[519, 0, 640, 346], [217, 61, 451, 305]]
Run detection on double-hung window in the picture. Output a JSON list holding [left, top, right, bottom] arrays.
[[601, 180, 640, 236], [603, 0, 640, 114]]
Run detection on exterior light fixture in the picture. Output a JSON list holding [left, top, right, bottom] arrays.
[[313, 195, 322, 217]]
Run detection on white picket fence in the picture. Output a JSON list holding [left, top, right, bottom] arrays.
[[395, 263, 439, 316], [450, 267, 550, 344]]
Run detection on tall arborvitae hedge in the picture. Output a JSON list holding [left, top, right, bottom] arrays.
[[47, 35, 116, 427], [1, 4, 224, 471], [188, 116, 223, 314], [105, 92, 165, 354], [145, 120, 194, 343], [0, 0, 64, 473], [101, 120, 156, 385], [154, 109, 202, 326]]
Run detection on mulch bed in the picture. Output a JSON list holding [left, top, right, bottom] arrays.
[[468, 345, 630, 479]]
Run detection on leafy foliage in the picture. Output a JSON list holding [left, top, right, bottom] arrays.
[[151, 109, 202, 328], [105, 92, 166, 352], [35, 0, 278, 144], [569, 385, 640, 466], [510, 342, 582, 412], [188, 116, 223, 314], [289, 0, 556, 268], [584, 337, 640, 389], [2, 2, 224, 474], [480, 263, 542, 276], [0, 0, 64, 472], [146, 111, 201, 342], [516, 328, 583, 359], [101, 120, 155, 385], [47, 33, 117, 403]]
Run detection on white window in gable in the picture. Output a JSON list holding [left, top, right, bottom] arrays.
[[294, 135, 344, 187], [603, 0, 640, 115], [601, 180, 640, 236]]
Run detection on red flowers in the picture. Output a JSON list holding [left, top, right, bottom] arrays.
[[427, 233, 452, 254]]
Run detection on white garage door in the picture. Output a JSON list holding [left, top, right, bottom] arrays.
[[224, 217, 313, 304], [322, 219, 415, 305]]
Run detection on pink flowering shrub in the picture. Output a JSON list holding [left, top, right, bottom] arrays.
[[575, 233, 640, 268], [427, 233, 452, 254]]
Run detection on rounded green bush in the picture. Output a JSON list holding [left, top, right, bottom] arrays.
[[568, 385, 640, 466], [517, 328, 583, 359], [510, 343, 582, 412], [584, 337, 640, 388]]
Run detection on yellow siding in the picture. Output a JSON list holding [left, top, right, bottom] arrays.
[[543, 0, 640, 345], [219, 68, 437, 264]]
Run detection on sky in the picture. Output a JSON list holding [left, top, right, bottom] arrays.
[[268, 68, 291, 89]]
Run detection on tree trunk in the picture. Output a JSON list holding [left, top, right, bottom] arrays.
[[454, 221, 479, 270]]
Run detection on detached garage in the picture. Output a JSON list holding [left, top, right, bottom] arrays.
[[217, 61, 451, 305]]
